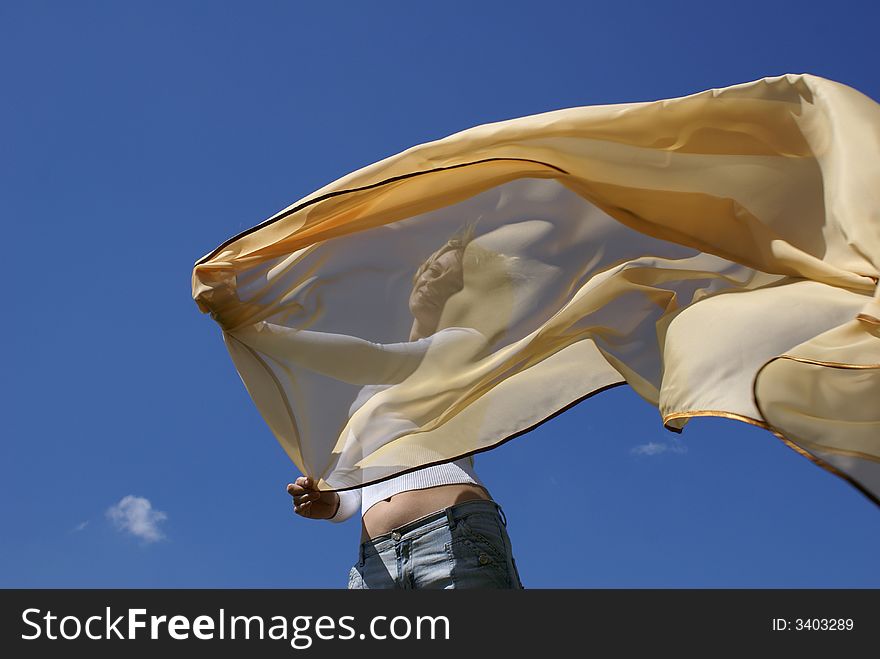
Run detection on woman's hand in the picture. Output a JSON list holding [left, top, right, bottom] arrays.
[[287, 476, 340, 520]]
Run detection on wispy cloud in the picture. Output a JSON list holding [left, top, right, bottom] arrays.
[[630, 439, 687, 456], [71, 520, 89, 533], [106, 495, 168, 543]]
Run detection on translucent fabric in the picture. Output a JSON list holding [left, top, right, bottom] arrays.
[[192, 73, 880, 506]]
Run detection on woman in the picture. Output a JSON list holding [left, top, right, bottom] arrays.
[[287, 225, 524, 589]]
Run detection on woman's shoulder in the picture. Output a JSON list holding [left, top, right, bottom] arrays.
[[440, 326, 482, 335], [433, 326, 486, 341]]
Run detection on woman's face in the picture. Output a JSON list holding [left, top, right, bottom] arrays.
[[408, 249, 464, 327]]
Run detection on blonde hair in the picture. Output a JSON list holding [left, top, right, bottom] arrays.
[[411, 220, 480, 287], [412, 219, 525, 347]]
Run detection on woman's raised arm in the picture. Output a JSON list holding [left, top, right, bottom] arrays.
[[227, 321, 429, 385]]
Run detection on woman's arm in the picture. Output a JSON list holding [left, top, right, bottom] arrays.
[[288, 477, 361, 522], [328, 488, 361, 523], [228, 321, 429, 385]]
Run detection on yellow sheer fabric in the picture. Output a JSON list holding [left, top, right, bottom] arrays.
[[192, 73, 880, 506]]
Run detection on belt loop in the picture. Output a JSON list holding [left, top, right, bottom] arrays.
[[445, 505, 456, 530], [358, 542, 365, 566], [498, 503, 508, 528]]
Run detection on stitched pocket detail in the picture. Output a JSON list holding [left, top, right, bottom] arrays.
[[445, 514, 515, 588], [456, 515, 508, 563]]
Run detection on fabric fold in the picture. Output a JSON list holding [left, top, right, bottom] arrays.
[[193, 73, 880, 507]]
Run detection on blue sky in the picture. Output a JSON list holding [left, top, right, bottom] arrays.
[[2, 1, 878, 588]]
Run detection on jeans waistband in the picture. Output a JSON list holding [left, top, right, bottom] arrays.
[[359, 498, 506, 561]]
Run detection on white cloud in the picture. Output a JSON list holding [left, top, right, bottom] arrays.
[[630, 439, 687, 456], [71, 520, 89, 532], [106, 495, 168, 543]]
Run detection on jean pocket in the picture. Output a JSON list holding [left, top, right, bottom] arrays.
[[447, 518, 514, 588], [458, 514, 508, 559], [455, 515, 513, 568]]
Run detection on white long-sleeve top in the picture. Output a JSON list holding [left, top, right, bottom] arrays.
[[233, 322, 488, 517], [328, 456, 483, 522], [327, 329, 485, 521]]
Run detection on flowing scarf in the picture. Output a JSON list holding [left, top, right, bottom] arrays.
[[192, 73, 880, 506]]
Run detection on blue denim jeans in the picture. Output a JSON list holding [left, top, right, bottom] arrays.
[[347, 499, 524, 589]]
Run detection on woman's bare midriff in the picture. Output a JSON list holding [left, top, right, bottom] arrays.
[[360, 483, 492, 543]]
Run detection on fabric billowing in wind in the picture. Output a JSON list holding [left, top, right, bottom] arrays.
[[192, 73, 880, 507]]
